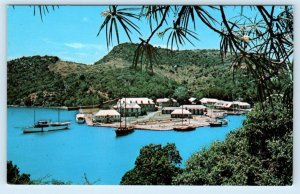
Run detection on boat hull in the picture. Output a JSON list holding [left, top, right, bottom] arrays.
[[76, 118, 85, 124], [173, 126, 196, 132], [76, 114, 85, 124], [209, 122, 223, 127], [115, 127, 134, 136], [23, 122, 70, 133]]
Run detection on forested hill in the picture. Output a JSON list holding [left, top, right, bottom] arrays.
[[7, 43, 256, 107]]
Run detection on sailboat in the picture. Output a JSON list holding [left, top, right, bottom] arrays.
[[23, 108, 71, 133], [209, 106, 223, 127], [173, 105, 195, 132], [115, 98, 134, 136]]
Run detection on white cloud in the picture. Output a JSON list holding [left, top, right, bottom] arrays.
[[64, 42, 105, 51], [37, 38, 107, 64], [42, 38, 61, 46], [65, 42, 85, 49]]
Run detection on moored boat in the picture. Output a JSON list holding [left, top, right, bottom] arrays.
[[23, 120, 71, 133], [173, 125, 196, 132], [219, 118, 228, 125], [76, 113, 85, 124], [115, 97, 134, 137], [209, 118, 228, 127], [209, 121, 223, 127], [115, 126, 134, 136]]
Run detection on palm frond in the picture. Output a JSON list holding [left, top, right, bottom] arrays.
[[159, 22, 199, 50], [140, 6, 166, 31], [97, 6, 141, 48], [132, 42, 160, 74], [29, 5, 58, 21]]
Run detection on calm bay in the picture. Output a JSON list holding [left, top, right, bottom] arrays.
[[7, 107, 245, 185]]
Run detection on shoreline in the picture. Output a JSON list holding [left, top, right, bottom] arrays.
[[7, 105, 69, 110], [8, 106, 246, 131], [83, 108, 248, 131], [87, 113, 214, 131]]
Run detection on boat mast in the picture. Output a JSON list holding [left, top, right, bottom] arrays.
[[58, 107, 60, 122], [181, 104, 183, 126], [232, 93, 235, 113], [119, 99, 122, 128], [33, 108, 36, 124], [211, 105, 213, 122], [124, 97, 127, 128]]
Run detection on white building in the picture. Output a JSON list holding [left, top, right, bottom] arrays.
[[119, 98, 156, 112], [171, 109, 192, 118], [188, 97, 198, 104], [113, 102, 142, 117], [156, 98, 178, 108], [214, 100, 251, 110], [180, 105, 207, 115], [162, 107, 179, 114], [93, 109, 120, 123], [199, 98, 219, 106]]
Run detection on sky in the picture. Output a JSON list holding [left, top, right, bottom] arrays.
[[7, 6, 259, 64]]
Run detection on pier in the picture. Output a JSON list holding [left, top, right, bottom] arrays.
[[82, 110, 219, 131]]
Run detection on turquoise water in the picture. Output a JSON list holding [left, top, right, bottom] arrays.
[[7, 107, 245, 185]]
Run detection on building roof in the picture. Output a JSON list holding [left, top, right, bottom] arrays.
[[214, 100, 232, 107], [188, 97, 197, 102], [233, 101, 251, 106], [215, 101, 250, 108], [156, 98, 177, 103], [200, 98, 219, 103], [94, 109, 120, 116], [180, 105, 207, 109], [224, 102, 234, 108], [120, 98, 155, 105], [171, 109, 192, 115], [114, 102, 141, 109], [162, 107, 179, 111]]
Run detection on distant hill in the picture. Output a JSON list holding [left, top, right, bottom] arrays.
[[7, 43, 256, 107]]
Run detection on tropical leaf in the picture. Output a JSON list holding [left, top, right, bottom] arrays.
[[140, 6, 166, 31], [158, 21, 199, 50], [132, 42, 160, 74], [28, 5, 59, 21], [97, 6, 142, 48]]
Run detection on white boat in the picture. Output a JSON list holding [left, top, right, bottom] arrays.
[[219, 118, 228, 125], [23, 120, 71, 133], [76, 113, 85, 124]]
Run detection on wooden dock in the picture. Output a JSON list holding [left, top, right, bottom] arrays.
[[84, 114, 94, 126]]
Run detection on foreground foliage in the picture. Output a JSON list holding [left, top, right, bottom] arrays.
[[120, 144, 182, 185], [7, 161, 31, 184], [174, 97, 292, 185], [120, 98, 292, 185]]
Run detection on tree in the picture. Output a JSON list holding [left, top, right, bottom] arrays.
[[120, 143, 182, 185], [173, 86, 188, 102], [173, 96, 292, 185], [7, 161, 32, 184], [97, 5, 293, 106]]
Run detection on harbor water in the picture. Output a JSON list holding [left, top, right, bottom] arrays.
[[7, 107, 245, 185]]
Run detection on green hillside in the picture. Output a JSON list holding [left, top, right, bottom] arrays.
[[7, 43, 256, 107]]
